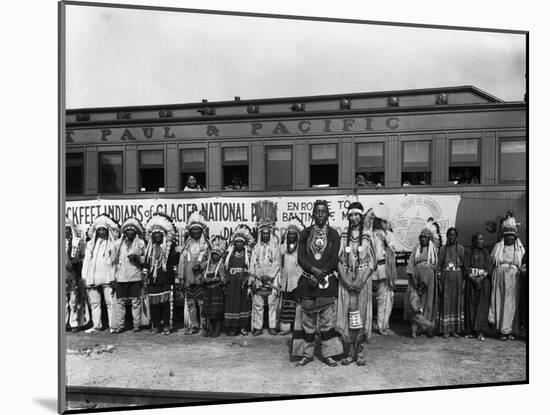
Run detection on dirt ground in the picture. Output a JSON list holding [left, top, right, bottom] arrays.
[[65, 319, 526, 395]]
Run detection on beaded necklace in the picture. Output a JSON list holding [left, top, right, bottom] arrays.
[[309, 224, 328, 260]]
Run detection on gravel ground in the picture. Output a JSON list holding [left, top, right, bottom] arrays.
[[65, 320, 526, 395]]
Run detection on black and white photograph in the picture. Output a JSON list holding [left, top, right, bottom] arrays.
[[55, 0, 531, 413]]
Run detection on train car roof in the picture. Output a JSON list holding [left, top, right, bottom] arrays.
[[66, 85, 508, 113]]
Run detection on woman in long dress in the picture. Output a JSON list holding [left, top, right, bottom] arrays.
[[335, 202, 374, 366], [489, 212, 525, 341], [437, 227, 465, 338], [404, 219, 440, 338], [463, 232, 493, 341]]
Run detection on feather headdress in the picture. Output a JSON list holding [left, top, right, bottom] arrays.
[[205, 235, 227, 281], [65, 217, 81, 240], [254, 200, 278, 231], [499, 210, 519, 239], [230, 224, 255, 246], [86, 214, 120, 240], [182, 210, 210, 253], [210, 235, 228, 256], [285, 216, 305, 237], [144, 213, 177, 276], [187, 210, 207, 231], [415, 218, 442, 266], [371, 202, 391, 222], [420, 218, 442, 250], [492, 211, 524, 267], [65, 217, 82, 259], [226, 224, 255, 267], [121, 217, 145, 239], [145, 213, 177, 243], [85, 214, 120, 262]]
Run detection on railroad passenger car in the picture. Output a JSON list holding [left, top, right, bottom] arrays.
[[64, 85, 527, 300]]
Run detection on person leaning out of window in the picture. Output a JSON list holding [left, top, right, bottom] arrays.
[[184, 175, 205, 192]]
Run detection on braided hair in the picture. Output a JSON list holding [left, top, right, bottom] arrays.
[[346, 201, 364, 249]]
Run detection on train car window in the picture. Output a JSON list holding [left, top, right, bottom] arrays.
[[139, 150, 165, 192], [449, 139, 480, 185], [223, 147, 249, 190], [266, 146, 293, 190], [402, 141, 431, 186], [310, 143, 338, 187], [499, 139, 526, 183], [66, 152, 84, 195], [180, 149, 206, 191], [356, 142, 385, 187], [98, 152, 123, 193]]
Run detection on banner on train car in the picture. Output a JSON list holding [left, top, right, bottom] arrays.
[[66, 194, 461, 251]]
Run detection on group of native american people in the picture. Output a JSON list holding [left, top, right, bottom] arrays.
[[65, 200, 527, 367]]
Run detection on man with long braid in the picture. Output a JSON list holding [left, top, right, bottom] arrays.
[[292, 200, 343, 367]]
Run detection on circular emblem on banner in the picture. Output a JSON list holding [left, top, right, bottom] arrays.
[[392, 196, 448, 250]]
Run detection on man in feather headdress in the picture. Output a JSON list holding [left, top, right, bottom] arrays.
[[489, 211, 525, 340], [112, 217, 146, 333], [82, 214, 120, 333], [65, 217, 89, 332], [404, 218, 440, 338], [143, 213, 179, 335], [292, 200, 343, 367], [366, 203, 397, 336], [250, 200, 281, 336], [278, 217, 305, 336], [178, 210, 210, 335]]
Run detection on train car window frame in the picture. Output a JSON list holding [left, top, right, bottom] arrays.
[[355, 141, 385, 187], [98, 151, 124, 194], [401, 140, 432, 186], [449, 138, 481, 185], [138, 149, 165, 192], [180, 147, 207, 191], [66, 150, 85, 195], [498, 137, 526, 184], [222, 146, 250, 190], [265, 145, 293, 191], [309, 142, 339, 188]]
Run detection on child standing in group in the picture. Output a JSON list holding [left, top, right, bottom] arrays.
[[201, 236, 228, 337]]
